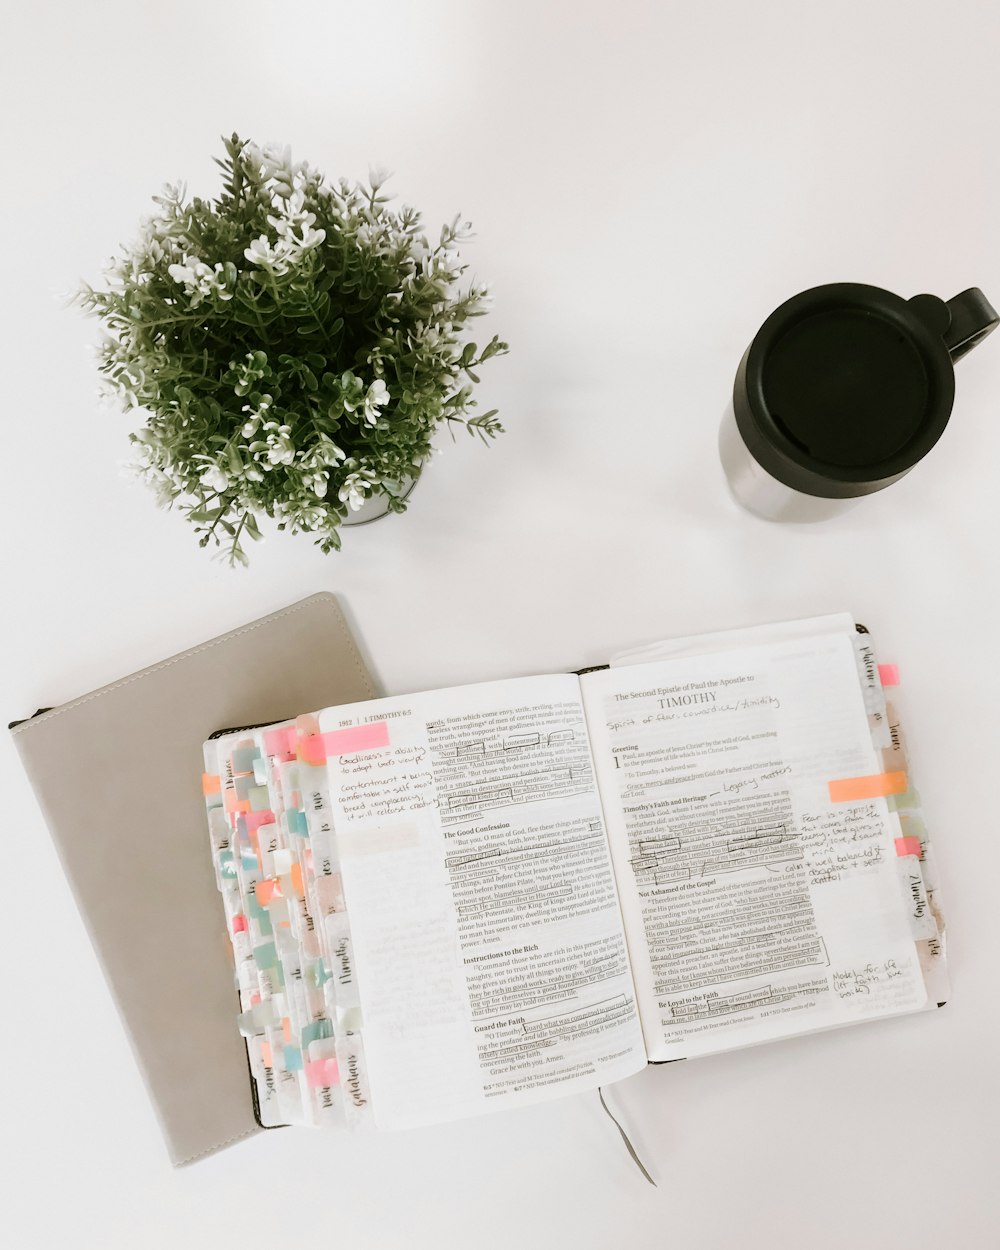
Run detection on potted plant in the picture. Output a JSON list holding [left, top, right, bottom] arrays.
[[79, 134, 507, 564]]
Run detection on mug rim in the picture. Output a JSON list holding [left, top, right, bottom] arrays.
[[735, 282, 956, 498]]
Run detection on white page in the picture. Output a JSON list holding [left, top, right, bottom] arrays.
[[581, 623, 928, 1061], [317, 674, 647, 1130], [612, 612, 856, 667]]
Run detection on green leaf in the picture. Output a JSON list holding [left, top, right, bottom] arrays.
[[188, 505, 226, 524]]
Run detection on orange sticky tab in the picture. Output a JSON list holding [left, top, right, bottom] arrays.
[[260, 1041, 273, 1068], [256, 879, 282, 906], [828, 771, 908, 803], [283, 1017, 292, 1044], [224, 790, 251, 815], [202, 773, 221, 795], [291, 862, 305, 898], [895, 835, 922, 858]]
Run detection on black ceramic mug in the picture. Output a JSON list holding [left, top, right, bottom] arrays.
[[719, 284, 998, 521]]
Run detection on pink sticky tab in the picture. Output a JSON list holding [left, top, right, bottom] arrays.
[[263, 726, 297, 758], [232, 914, 248, 934], [878, 664, 900, 686], [299, 721, 391, 764], [305, 1057, 340, 1088], [895, 836, 922, 858], [245, 810, 276, 834]]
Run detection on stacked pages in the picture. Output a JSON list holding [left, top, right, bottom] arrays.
[[202, 613, 946, 1132]]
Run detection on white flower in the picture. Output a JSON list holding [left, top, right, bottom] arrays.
[[362, 378, 390, 425], [368, 164, 393, 191], [241, 393, 273, 437], [200, 465, 229, 493], [257, 420, 295, 466], [338, 472, 371, 511], [244, 235, 285, 273], [167, 254, 231, 304]]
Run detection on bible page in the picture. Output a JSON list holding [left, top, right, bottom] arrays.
[[315, 673, 646, 1130], [580, 623, 929, 1061]]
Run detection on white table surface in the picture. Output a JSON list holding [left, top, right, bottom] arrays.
[[4, 2, 999, 1246]]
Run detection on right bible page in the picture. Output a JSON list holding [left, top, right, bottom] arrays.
[[580, 618, 932, 1062]]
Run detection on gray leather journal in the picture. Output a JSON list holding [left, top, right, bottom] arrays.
[[10, 594, 376, 1166]]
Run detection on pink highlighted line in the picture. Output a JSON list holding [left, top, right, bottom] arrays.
[[298, 721, 390, 765]]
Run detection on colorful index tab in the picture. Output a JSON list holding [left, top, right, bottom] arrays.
[[291, 862, 305, 897], [297, 721, 390, 765], [245, 810, 276, 835], [301, 1019, 333, 1047], [225, 790, 252, 815], [232, 746, 259, 775], [878, 664, 900, 686], [254, 941, 279, 969], [895, 836, 922, 858], [264, 726, 297, 759], [256, 880, 282, 906], [202, 772, 221, 795], [286, 808, 309, 837], [305, 1057, 340, 1088]]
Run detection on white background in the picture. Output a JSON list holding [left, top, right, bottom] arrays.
[[3, 2, 999, 1246]]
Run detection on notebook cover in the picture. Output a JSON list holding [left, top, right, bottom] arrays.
[[10, 593, 377, 1166]]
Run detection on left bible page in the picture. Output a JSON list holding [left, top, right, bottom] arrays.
[[319, 673, 646, 1129], [206, 674, 647, 1133]]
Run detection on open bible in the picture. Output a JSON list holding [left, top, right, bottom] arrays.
[[202, 613, 946, 1133]]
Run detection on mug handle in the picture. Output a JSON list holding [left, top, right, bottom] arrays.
[[944, 288, 999, 362]]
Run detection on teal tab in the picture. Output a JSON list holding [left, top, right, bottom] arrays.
[[301, 1019, 333, 1047], [283, 1045, 303, 1072], [287, 808, 309, 837], [241, 850, 259, 870], [218, 850, 237, 878], [254, 941, 278, 969], [235, 774, 254, 800], [233, 747, 259, 775], [306, 959, 331, 988]]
